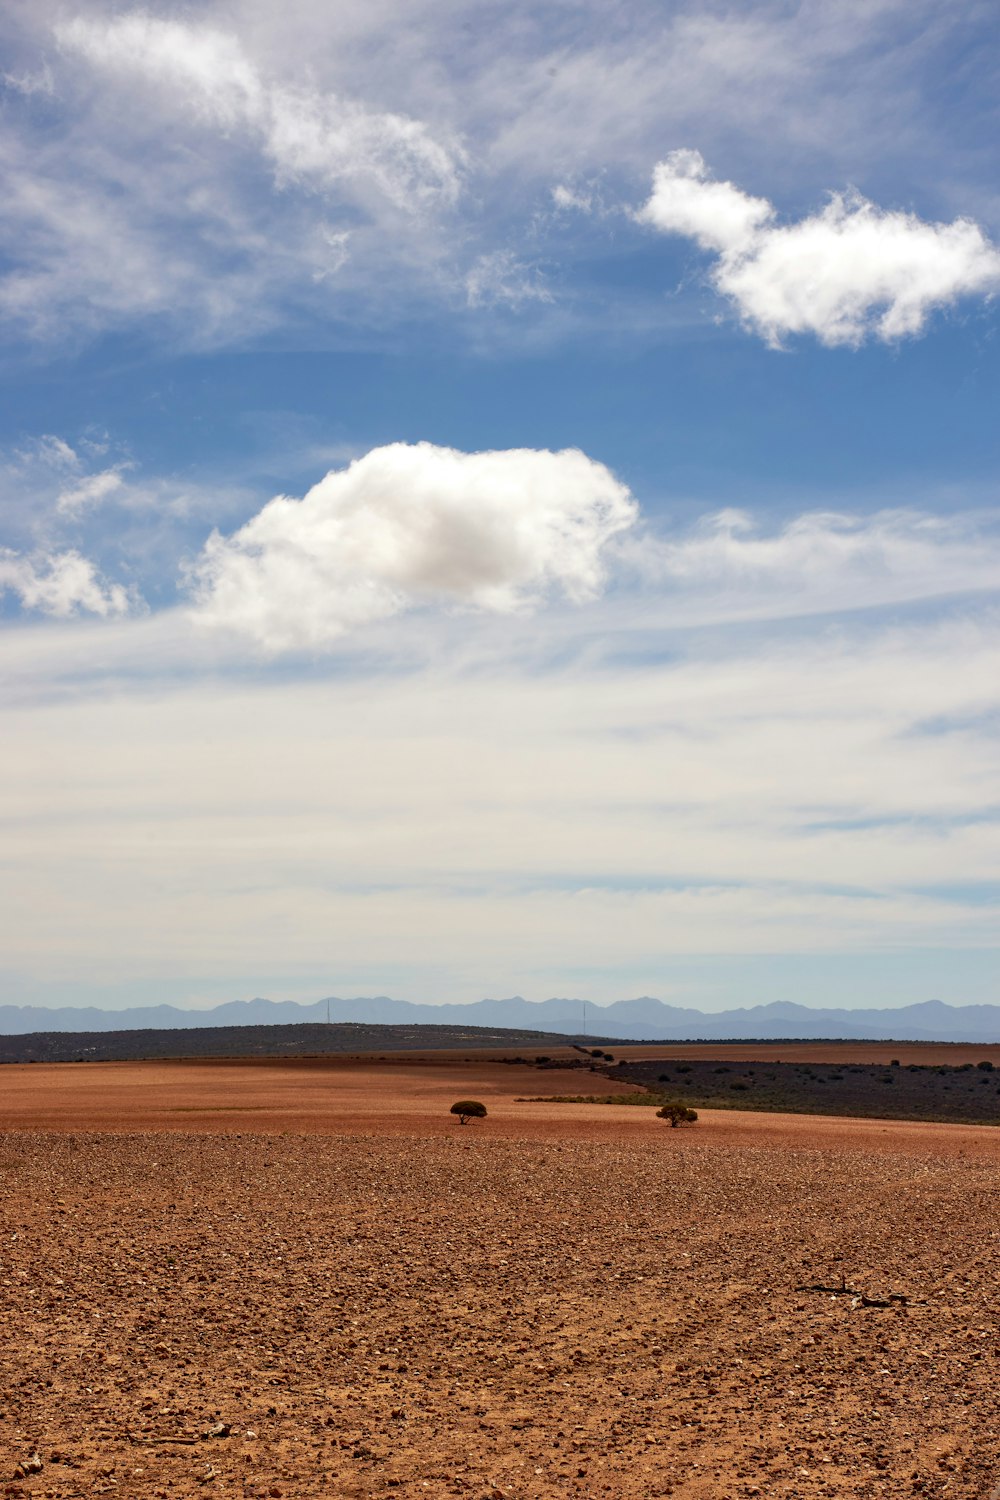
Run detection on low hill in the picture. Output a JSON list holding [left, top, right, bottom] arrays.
[[0, 1021, 606, 1065]]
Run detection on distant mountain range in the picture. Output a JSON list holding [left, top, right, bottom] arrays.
[[2, 994, 1000, 1042]]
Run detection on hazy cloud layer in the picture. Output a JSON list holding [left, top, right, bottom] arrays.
[[623, 507, 1000, 623], [2, 609, 1000, 999], [190, 442, 637, 650], [639, 149, 1000, 345]]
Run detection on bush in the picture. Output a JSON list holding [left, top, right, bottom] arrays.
[[656, 1102, 698, 1128], [978, 1060, 995, 1071], [450, 1100, 487, 1124]]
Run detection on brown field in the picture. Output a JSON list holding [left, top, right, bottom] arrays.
[[2, 1054, 999, 1499], [590, 1043, 1000, 1067]]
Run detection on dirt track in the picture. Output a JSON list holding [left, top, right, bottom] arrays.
[[1, 1058, 998, 1498]]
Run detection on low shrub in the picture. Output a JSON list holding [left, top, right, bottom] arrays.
[[450, 1100, 487, 1124], [656, 1102, 698, 1128]]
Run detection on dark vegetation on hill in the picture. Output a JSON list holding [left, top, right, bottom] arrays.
[[0, 1021, 616, 1065], [612, 1056, 1000, 1126]]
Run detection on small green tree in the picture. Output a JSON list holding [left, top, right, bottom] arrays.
[[656, 1102, 698, 1128], [450, 1099, 487, 1124]]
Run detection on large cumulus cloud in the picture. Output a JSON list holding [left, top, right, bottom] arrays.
[[189, 441, 637, 650]]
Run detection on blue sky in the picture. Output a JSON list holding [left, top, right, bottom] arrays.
[[2, 0, 1000, 1012]]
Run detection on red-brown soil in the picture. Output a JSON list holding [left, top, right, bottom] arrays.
[[2, 1056, 999, 1499]]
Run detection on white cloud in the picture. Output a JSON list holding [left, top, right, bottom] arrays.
[[638, 149, 1000, 345], [190, 441, 637, 650], [640, 149, 774, 252], [0, 548, 131, 618], [56, 13, 463, 213]]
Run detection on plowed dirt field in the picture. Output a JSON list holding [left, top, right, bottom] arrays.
[[1, 1056, 998, 1500]]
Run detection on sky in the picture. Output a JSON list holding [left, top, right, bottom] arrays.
[[1, 0, 1000, 1014]]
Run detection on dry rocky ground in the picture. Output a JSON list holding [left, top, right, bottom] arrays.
[[0, 1060, 998, 1500]]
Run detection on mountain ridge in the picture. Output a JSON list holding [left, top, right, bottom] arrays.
[[2, 994, 1000, 1041]]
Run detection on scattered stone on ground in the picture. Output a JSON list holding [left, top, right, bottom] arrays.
[[1, 1115, 999, 1498], [2, 1056, 999, 1498]]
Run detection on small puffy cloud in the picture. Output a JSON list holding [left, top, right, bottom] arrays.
[[56, 13, 463, 213], [0, 548, 131, 618], [638, 149, 1000, 346], [189, 441, 637, 651]]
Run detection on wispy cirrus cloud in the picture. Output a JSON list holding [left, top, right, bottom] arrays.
[[637, 149, 1000, 346], [55, 13, 464, 213], [464, 251, 553, 310], [0, 8, 465, 346]]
